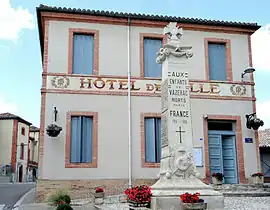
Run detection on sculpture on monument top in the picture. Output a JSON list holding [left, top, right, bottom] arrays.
[[156, 22, 193, 64], [164, 22, 183, 41]]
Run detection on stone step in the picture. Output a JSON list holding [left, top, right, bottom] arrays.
[[223, 192, 270, 197], [212, 184, 270, 192]]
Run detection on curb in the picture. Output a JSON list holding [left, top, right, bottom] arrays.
[[12, 188, 35, 210]]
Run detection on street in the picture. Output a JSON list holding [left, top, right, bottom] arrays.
[[0, 183, 35, 210]]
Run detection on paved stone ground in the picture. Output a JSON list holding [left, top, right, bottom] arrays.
[[17, 197, 270, 210], [0, 183, 35, 210], [97, 197, 270, 210], [224, 197, 270, 210], [18, 203, 96, 210]]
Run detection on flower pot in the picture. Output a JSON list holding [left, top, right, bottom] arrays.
[[128, 201, 150, 209], [94, 192, 105, 198], [212, 177, 223, 185], [251, 176, 264, 185], [182, 203, 207, 210]]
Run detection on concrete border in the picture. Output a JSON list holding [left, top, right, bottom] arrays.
[[12, 188, 35, 210]]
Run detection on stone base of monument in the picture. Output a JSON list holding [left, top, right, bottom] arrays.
[[150, 178, 224, 210]]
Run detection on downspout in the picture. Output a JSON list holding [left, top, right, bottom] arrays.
[[127, 17, 132, 188]]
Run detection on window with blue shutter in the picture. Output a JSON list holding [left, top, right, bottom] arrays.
[[145, 117, 161, 163], [208, 43, 227, 81], [72, 34, 94, 74], [70, 116, 93, 163], [144, 38, 162, 78]]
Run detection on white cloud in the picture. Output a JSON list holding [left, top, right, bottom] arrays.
[[0, 0, 34, 41], [251, 24, 270, 72], [0, 96, 18, 114], [257, 100, 270, 129]]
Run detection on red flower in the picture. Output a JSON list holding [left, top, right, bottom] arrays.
[[57, 200, 66, 206], [211, 172, 224, 181], [95, 187, 104, 193], [180, 192, 201, 203], [251, 172, 264, 177], [124, 185, 152, 203]]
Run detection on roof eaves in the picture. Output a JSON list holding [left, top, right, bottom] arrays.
[[36, 4, 261, 62]]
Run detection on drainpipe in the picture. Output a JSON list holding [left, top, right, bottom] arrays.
[[127, 17, 132, 188]]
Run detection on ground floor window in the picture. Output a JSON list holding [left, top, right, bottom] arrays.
[[144, 117, 161, 163], [70, 116, 93, 163]]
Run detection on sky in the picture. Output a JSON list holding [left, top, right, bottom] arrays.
[[0, 0, 269, 128]]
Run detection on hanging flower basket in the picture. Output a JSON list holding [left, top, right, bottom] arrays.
[[180, 193, 207, 210], [250, 172, 264, 185], [46, 124, 62, 137]]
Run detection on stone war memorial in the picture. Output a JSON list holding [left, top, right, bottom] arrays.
[[150, 22, 224, 210]]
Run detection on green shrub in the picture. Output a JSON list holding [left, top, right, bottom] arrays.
[[47, 190, 72, 208]]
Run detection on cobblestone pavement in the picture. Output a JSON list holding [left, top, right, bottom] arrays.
[[98, 197, 270, 210], [224, 197, 270, 210]]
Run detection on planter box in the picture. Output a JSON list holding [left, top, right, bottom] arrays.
[[212, 177, 223, 185], [251, 176, 264, 185], [94, 192, 105, 198], [182, 203, 207, 210], [128, 201, 150, 209]]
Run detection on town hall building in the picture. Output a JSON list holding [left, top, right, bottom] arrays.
[[36, 4, 262, 201]]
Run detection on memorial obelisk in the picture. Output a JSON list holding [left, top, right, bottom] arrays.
[[150, 22, 224, 210]]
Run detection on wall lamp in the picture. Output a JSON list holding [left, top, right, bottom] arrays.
[[241, 67, 255, 79]]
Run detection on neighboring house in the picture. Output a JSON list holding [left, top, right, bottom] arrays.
[[0, 113, 31, 182], [36, 4, 261, 202], [259, 129, 270, 182], [28, 125, 40, 181]]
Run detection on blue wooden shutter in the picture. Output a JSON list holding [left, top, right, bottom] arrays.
[[144, 38, 162, 78], [70, 116, 82, 163], [208, 43, 227, 81], [208, 134, 223, 183], [81, 116, 93, 163], [155, 118, 161, 163], [72, 34, 94, 74], [222, 136, 238, 184], [145, 118, 156, 162]]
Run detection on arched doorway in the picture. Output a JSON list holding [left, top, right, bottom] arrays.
[[18, 165, 23, 183]]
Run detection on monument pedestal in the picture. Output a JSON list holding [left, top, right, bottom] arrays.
[[151, 22, 224, 210], [151, 181, 224, 209], [151, 195, 224, 210], [151, 160, 224, 209]]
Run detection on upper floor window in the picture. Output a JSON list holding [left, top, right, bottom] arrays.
[[72, 33, 94, 75], [205, 39, 232, 81], [144, 117, 161, 163], [21, 127, 25, 135], [208, 43, 226, 81], [143, 38, 162, 78], [20, 143, 24, 160]]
